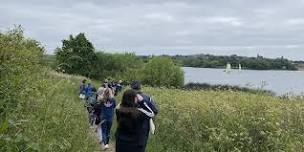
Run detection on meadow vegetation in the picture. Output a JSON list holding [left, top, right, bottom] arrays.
[[1, 26, 304, 152], [0, 27, 99, 151], [144, 88, 304, 152]]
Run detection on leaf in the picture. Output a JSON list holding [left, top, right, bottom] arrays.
[[0, 120, 9, 134]]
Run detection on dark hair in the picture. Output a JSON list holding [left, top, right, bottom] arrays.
[[118, 89, 140, 118], [130, 80, 141, 90], [82, 79, 86, 83], [121, 89, 137, 108]]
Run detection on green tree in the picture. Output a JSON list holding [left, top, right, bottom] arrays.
[[143, 57, 184, 87], [94, 52, 144, 81], [55, 33, 97, 77]]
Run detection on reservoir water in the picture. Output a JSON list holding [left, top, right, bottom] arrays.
[[183, 67, 304, 96]]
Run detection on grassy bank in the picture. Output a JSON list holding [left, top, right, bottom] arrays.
[[143, 88, 304, 152], [1, 70, 100, 151], [183, 82, 274, 95], [2, 69, 304, 151]]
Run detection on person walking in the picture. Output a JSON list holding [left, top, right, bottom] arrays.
[[86, 87, 97, 127], [115, 89, 155, 152], [95, 88, 116, 150], [79, 79, 86, 99], [130, 80, 159, 149], [85, 82, 94, 101]]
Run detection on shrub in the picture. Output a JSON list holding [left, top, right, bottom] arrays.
[[0, 26, 98, 151], [142, 57, 184, 87]]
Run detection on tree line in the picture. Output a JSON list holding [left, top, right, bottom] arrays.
[[150, 54, 298, 70], [54, 33, 184, 87]]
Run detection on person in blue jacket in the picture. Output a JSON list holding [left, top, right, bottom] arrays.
[[130, 80, 159, 150], [85, 83, 94, 101], [94, 88, 116, 150]]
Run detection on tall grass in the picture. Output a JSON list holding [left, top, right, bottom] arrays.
[[0, 27, 99, 151], [143, 88, 304, 152]]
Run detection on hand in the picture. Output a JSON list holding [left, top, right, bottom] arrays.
[[136, 94, 144, 102]]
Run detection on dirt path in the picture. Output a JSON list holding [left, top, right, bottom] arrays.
[[89, 127, 115, 152]]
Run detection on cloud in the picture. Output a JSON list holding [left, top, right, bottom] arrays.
[[286, 18, 304, 25], [0, 0, 304, 60], [203, 16, 243, 26], [144, 13, 175, 22]]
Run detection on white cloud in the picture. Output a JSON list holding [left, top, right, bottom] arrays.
[[194, 16, 244, 26], [144, 13, 175, 22], [286, 18, 304, 25], [1, 0, 304, 60]]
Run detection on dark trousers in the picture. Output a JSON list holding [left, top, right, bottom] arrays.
[[86, 107, 95, 126], [101, 120, 112, 145], [116, 140, 145, 152], [142, 130, 149, 150]]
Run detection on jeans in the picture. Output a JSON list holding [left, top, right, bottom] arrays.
[[97, 125, 103, 143], [101, 120, 112, 145]]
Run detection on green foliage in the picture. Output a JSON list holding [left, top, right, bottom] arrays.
[[0, 25, 44, 123], [42, 54, 56, 68], [55, 33, 97, 77], [143, 87, 304, 152], [143, 57, 184, 87], [93, 52, 144, 82], [170, 54, 297, 70], [0, 27, 99, 151]]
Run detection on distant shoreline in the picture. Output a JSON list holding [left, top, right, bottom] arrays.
[[182, 66, 304, 72]]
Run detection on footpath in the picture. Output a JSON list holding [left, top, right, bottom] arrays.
[[89, 127, 115, 152]]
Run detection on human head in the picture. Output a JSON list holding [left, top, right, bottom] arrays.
[[82, 79, 87, 83], [92, 87, 96, 93], [99, 88, 113, 102], [121, 89, 138, 107], [130, 80, 141, 91]]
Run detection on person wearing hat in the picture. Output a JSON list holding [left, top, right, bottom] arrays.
[[130, 80, 159, 149]]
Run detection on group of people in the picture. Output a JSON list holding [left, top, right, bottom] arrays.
[[79, 79, 159, 152]]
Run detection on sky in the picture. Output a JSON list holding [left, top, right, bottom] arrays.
[[1, 0, 304, 60]]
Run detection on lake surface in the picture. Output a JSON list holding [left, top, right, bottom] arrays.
[[183, 67, 304, 96]]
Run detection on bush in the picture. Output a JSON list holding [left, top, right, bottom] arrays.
[[94, 52, 144, 82], [142, 57, 184, 87], [0, 26, 99, 151]]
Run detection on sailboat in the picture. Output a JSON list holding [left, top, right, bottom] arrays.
[[224, 63, 231, 73], [238, 64, 242, 70]]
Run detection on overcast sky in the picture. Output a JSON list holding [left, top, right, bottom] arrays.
[[1, 0, 304, 60]]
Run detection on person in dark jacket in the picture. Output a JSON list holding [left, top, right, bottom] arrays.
[[114, 80, 123, 96], [79, 79, 86, 99], [86, 87, 97, 127], [115, 89, 154, 152], [94, 88, 116, 150], [130, 80, 159, 149]]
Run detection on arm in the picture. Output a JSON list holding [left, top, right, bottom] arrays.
[[138, 102, 155, 118], [115, 109, 120, 122], [145, 96, 159, 115], [111, 98, 116, 108]]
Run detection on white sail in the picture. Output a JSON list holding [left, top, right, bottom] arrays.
[[238, 64, 242, 70], [225, 63, 231, 73]]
